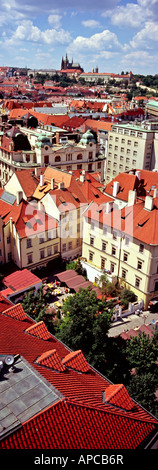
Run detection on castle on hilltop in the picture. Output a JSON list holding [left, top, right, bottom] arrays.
[[61, 53, 84, 72]]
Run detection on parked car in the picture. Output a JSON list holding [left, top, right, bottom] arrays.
[[148, 297, 158, 312]]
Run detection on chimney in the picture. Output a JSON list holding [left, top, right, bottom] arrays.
[[135, 170, 141, 180], [59, 182, 65, 189], [35, 167, 41, 177], [51, 178, 55, 190], [128, 189, 136, 206], [40, 174, 44, 187], [80, 174, 85, 183], [106, 201, 113, 213], [113, 181, 119, 197], [16, 191, 23, 205], [153, 188, 158, 198], [144, 195, 154, 211], [56, 132, 60, 145]]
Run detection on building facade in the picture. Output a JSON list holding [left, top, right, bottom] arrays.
[[105, 121, 158, 183], [82, 194, 158, 308]]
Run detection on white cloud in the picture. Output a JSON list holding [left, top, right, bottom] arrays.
[[48, 14, 62, 29], [67, 29, 121, 55], [131, 21, 158, 48], [4, 20, 72, 46], [82, 19, 101, 28]]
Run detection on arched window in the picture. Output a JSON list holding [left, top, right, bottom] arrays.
[[55, 155, 61, 162], [77, 153, 82, 160]]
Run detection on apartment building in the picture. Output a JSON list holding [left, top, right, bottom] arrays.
[[33, 167, 88, 261], [0, 189, 60, 269], [105, 121, 158, 183], [0, 126, 40, 187], [82, 193, 158, 308]]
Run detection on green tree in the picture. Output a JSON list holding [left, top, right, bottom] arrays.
[[55, 286, 112, 358], [120, 288, 136, 308]]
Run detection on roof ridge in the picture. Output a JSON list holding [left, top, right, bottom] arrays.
[[3, 303, 28, 321], [25, 321, 51, 340], [36, 349, 65, 372]]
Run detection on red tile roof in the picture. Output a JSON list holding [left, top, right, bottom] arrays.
[[0, 308, 157, 449], [36, 349, 66, 372], [62, 350, 90, 373], [105, 384, 134, 411], [3, 269, 41, 292], [3, 303, 28, 321], [25, 321, 51, 341], [84, 197, 158, 245]]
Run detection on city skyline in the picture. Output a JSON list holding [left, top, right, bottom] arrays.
[[0, 0, 158, 75]]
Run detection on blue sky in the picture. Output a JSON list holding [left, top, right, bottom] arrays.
[[0, 0, 158, 75]]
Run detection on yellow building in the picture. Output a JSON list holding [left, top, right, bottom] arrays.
[[82, 194, 158, 309], [0, 190, 59, 269]]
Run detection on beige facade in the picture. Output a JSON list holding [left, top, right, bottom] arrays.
[[41, 193, 87, 261], [82, 197, 158, 309], [105, 121, 158, 183]]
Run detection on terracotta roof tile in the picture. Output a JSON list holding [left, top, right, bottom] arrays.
[[62, 350, 90, 373], [3, 303, 28, 321], [36, 349, 65, 372], [105, 384, 134, 410], [25, 321, 51, 340]]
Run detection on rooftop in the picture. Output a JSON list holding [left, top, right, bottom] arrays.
[[0, 308, 157, 449]]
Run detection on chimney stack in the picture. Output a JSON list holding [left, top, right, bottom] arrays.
[[113, 181, 119, 197], [16, 191, 23, 205], [40, 174, 44, 187], [128, 189, 136, 206], [144, 195, 154, 211]]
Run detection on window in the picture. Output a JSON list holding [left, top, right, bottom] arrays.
[[115, 137, 119, 142], [122, 269, 127, 279], [123, 252, 128, 262], [77, 164, 82, 170], [55, 156, 61, 162], [135, 277, 141, 288], [134, 141, 138, 147], [155, 281, 158, 291], [139, 243, 144, 253], [137, 259, 143, 270], [66, 165, 72, 172], [8, 252, 11, 261], [89, 152, 93, 160], [27, 253, 32, 264], [7, 236, 10, 244], [47, 247, 52, 257], [62, 243, 66, 252], [121, 147, 124, 152], [101, 258, 106, 270], [110, 262, 115, 273], [90, 237, 94, 246], [54, 244, 58, 254], [44, 155, 49, 164], [133, 150, 137, 156], [112, 246, 116, 256], [91, 221, 95, 231], [114, 146, 118, 150], [47, 231, 52, 241], [27, 238, 32, 248], [113, 230, 117, 240], [39, 236, 45, 244], [127, 140, 131, 145], [40, 250, 45, 259], [121, 138, 125, 143], [89, 251, 94, 261], [102, 241, 106, 252], [0, 249, 2, 257], [97, 162, 101, 169], [68, 241, 72, 251]]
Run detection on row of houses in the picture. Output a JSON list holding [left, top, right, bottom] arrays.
[[1, 166, 158, 308]]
